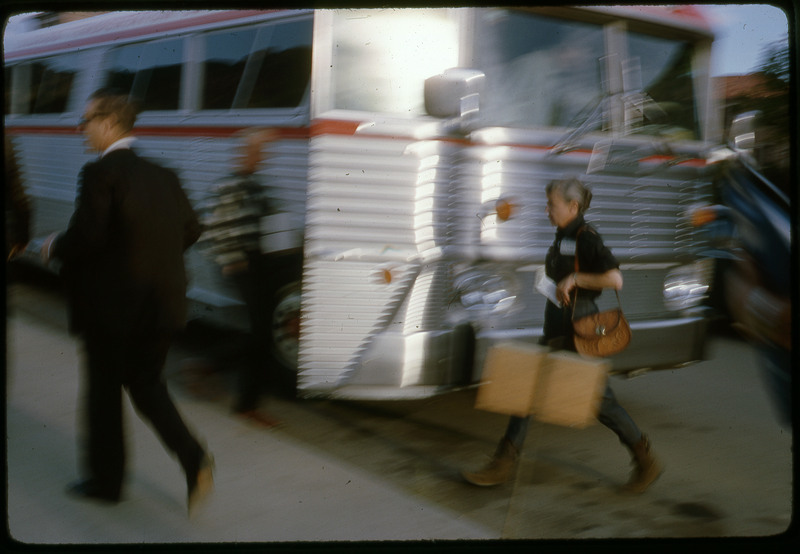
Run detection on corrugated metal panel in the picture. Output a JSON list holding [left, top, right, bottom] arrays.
[[304, 135, 453, 258], [449, 141, 712, 322], [449, 144, 712, 263], [298, 134, 457, 390], [448, 147, 556, 260], [13, 135, 90, 204], [135, 136, 309, 218], [298, 259, 419, 390]]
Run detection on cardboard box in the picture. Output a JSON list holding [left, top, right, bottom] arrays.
[[530, 350, 609, 428], [475, 343, 609, 428], [474, 342, 548, 418]]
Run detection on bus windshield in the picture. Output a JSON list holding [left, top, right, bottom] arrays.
[[477, 11, 605, 130], [475, 10, 700, 138], [627, 32, 698, 139]]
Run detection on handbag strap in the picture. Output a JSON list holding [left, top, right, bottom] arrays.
[[571, 225, 623, 319]]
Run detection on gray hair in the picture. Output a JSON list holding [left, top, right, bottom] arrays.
[[546, 178, 593, 214]]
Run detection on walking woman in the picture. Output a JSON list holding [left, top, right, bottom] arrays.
[[462, 178, 662, 493]]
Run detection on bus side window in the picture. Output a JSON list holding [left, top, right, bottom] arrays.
[[241, 19, 312, 109], [199, 18, 312, 112], [201, 28, 257, 110], [6, 54, 81, 115], [104, 38, 183, 111], [5, 65, 17, 114]]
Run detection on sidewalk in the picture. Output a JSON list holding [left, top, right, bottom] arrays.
[[6, 281, 794, 543], [6, 298, 495, 544]]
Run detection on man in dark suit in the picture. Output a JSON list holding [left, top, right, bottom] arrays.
[[42, 89, 213, 515]]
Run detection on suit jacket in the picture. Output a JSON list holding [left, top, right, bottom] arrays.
[[5, 135, 31, 257], [53, 148, 201, 337]]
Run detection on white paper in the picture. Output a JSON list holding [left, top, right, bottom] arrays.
[[535, 267, 561, 307]]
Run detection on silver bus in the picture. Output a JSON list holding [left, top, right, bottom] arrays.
[[4, 7, 721, 399]]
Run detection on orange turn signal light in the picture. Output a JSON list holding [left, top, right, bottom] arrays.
[[690, 206, 717, 227], [496, 198, 515, 222]]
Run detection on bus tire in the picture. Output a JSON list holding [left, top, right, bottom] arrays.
[[267, 278, 302, 397]]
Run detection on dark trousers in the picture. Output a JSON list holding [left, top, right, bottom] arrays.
[[229, 253, 275, 412], [504, 383, 643, 451], [82, 327, 204, 497]]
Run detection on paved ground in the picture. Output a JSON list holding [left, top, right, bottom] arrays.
[[6, 284, 498, 544], [5, 278, 795, 548]]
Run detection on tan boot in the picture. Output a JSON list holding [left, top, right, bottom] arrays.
[[187, 453, 215, 517], [622, 435, 663, 493], [462, 438, 519, 487]]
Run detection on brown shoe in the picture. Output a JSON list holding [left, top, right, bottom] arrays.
[[187, 453, 215, 516], [622, 435, 663, 493], [462, 438, 519, 487]]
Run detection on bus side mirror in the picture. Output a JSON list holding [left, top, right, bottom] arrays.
[[728, 110, 760, 151], [424, 68, 485, 119]]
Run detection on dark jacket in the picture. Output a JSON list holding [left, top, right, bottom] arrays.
[[5, 136, 31, 257], [196, 171, 275, 267], [53, 148, 201, 337], [542, 215, 619, 347]]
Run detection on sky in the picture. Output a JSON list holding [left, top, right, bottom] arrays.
[[4, 4, 791, 77], [701, 3, 790, 76]]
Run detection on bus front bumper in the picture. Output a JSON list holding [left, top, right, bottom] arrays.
[[298, 313, 709, 400], [473, 312, 710, 377]]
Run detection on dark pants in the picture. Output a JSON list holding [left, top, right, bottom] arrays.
[[504, 383, 643, 451], [229, 252, 276, 412], [82, 327, 205, 497]]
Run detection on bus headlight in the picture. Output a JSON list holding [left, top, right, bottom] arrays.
[[452, 265, 520, 320], [663, 260, 713, 311]]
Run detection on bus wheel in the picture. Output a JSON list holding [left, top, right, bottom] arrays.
[[270, 280, 302, 395]]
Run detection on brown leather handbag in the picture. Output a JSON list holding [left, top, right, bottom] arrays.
[[572, 290, 631, 357], [570, 227, 631, 358]]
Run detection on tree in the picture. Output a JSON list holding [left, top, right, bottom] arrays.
[[759, 36, 790, 86], [750, 35, 790, 193]]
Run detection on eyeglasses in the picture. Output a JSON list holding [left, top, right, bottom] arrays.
[[78, 113, 106, 127]]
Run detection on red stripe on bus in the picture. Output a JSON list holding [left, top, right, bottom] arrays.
[[640, 155, 706, 167], [309, 119, 473, 146], [310, 119, 361, 137], [8, 121, 705, 167]]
